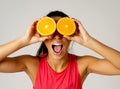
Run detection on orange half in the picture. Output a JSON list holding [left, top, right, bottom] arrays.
[[36, 17, 56, 36], [57, 17, 76, 36]]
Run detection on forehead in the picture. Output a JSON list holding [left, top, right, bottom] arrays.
[[51, 16, 62, 22]]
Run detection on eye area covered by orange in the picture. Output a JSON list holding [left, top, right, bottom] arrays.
[[36, 17, 76, 36], [36, 17, 56, 36]]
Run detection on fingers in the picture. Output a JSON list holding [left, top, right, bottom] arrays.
[[38, 36, 49, 42], [30, 20, 38, 30], [30, 16, 45, 31], [26, 20, 38, 36], [63, 35, 71, 40], [73, 18, 90, 36], [73, 18, 87, 32]]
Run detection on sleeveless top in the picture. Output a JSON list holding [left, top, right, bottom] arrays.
[[34, 54, 82, 89]]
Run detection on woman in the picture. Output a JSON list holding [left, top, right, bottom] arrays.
[[0, 10, 120, 89]]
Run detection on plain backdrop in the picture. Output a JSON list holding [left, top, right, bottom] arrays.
[[0, 0, 120, 89]]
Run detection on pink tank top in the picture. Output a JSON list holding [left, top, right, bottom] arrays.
[[34, 54, 82, 89]]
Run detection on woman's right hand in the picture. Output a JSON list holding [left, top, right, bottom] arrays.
[[0, 18, 49, 60], [23, 19, 49, 45]]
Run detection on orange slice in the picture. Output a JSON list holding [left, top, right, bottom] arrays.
[[36, 17, 56, 36], [57, 17, 76, 36]]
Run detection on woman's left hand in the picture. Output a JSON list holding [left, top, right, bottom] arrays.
[[64, 18, 92, 46]]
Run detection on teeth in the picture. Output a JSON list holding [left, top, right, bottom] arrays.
[[52, 44, 63, 53], [52, 43, 62, 46]]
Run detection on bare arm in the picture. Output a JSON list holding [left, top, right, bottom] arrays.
[[0, 37, 27, 60], [0, 56, 28, 73], [83, 56, 120, 75], [0, 20, 48, 61], [65, 18, 120, 75], [0, 19, 48, 73], [85, 37, 120, 69]]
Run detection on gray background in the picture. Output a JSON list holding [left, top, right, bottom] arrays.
[[0, 0, 120, 89]]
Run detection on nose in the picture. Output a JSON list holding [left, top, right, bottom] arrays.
[[53, 31, 62, 39]]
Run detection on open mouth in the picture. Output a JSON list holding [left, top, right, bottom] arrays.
[[52, 43, 63, 53]]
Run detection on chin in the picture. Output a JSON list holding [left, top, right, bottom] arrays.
[[50, 50, 68, 60]]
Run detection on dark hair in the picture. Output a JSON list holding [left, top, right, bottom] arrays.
[[36, 10, 69, 57]]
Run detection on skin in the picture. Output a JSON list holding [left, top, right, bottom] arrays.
[[0, 16, 120, 87]]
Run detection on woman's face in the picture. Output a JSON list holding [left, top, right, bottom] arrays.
[[44, 16, 70, 59]]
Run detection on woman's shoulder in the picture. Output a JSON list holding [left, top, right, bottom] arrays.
[[76, 55, 99, 63], [16, 54, 40, 66], [76, 55, 100, 76], [75, 55, 100, 69]]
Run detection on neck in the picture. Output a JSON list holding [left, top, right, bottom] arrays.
[[47, 53, 69, 72]]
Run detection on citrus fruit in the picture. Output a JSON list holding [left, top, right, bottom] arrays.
[[36, 17, 56, 36], [57, 17, 76, 35]]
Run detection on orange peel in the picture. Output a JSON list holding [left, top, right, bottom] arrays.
[[36, 17, 56, 36], [57, 17, 76, 35]]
